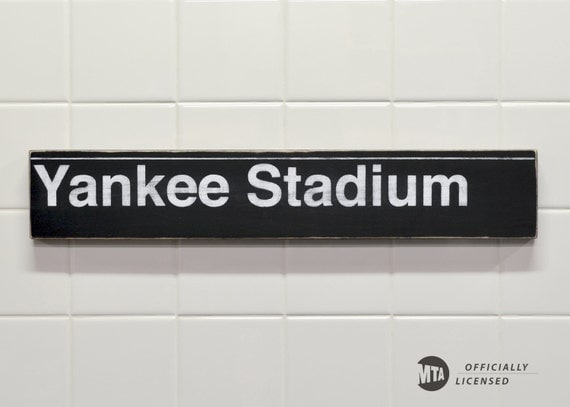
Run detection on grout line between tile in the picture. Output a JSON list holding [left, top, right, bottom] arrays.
[[498, 0, 504, 150], [389, 0, 395, 104], [282, 232, 288, 405], [69, 239, 75, 318], [283, 241, 288, 316], [391, 315, 502, 320], [70, 315, 179, 320], [3, 99, 570, 105], [498, 239, 504, 317], [389, 0, 396, 149], [498, 0, 503, 104], [282, 314, 287, 407], [281, 242, 286, 318], [179, 315, 285, 320], [498, 314, 505, 407], [389, 100, 395, 148], [2, 314, 570, 319], [175, 0, 180, 107], [66, 2, 73, 405], [0, 315, 71, 319], [69, 315, 73, 407], [67, 243, 72, 318], [66, 0, 72, 149], [281, 100, 287, 149], [389, 239, 394, 316], [282, 0, 288, 105], [286, 316, 393, 321], [389, 314, 394, 407], [175, 241, 180, 407], [282, 0, 289, 150], [175, 0, 181, 152], [174, 318, 179, 407]]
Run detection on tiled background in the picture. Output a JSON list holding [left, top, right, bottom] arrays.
[[0, 0, 569, 406]]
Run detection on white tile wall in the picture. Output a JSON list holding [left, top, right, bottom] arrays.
[[73, 317, 176, 407], [71, 103, 177, 149], [501, 317, 570, 406], [71, 241, 177, 315], [179, 317, 284, 407], [179, 0, 283, 101], [286, 317, 391, 407], [178, 103, 284, 149], [0, 211, 69, 315], [2, 0, 570, 405], [285, 241, 391, 315], [501, 210, 570, 315], [394, 0, 499, 101], [0, 0, 68, 102], [0, 317, 69, 407], [502, 0, 570, 101], [71, 0, 176, 102], [178, 241, 284, 315], [393, 102, 499, 149], [287, 0, 391, 101], [286, 102, 392, 149], [392, 240, 500, 315]]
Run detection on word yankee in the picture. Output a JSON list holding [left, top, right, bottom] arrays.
[[29, 151, 536, 238], [33, 163, 468, 209]]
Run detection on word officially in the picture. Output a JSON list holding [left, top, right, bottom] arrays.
[[34, 164, 468, 209]]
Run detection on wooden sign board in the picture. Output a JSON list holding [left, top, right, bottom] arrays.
[[30, 151, 537, 239]]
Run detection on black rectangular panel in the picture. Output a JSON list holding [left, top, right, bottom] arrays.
[[30, 151, 537, 239]]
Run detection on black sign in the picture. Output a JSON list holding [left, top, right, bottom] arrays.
[[30, 151, 537, 239]]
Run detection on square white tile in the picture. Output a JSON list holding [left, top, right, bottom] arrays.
[[0, 211, 69, 315], [0, 318, 69, 407], [73, 317, 176, 407], [0, 104, 68, 209], [394, 0, 499, 101], [285, 103, 392, 149], [393, 240, 500, 315], [287, 0, 391, 101], [178, 103, 284, 149], [71, 0, 176, 101], [71, 104, 176, 149], [286, 317, 391, 407], [502, 0, 570, 100], [0, 0, 67, 101], [72, 241, 176, 315], [179, 317, 284, 407], [501, 103, 570, 208], [285, 241, 391, 315], [501, 317, 570, 406], [179, 0, 283, 101], [178, 241, 284, 315], [393, 102, 500, 149], [393, 317, 500, 407], [501, 210, 570, 315]]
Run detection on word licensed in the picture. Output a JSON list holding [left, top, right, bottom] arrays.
[[30, 151, 537, 239]]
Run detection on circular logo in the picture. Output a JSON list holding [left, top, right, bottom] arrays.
[[418, 356, 449, 391]]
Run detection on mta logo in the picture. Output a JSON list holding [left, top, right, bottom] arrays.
[[418, 356, 449, 391]]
